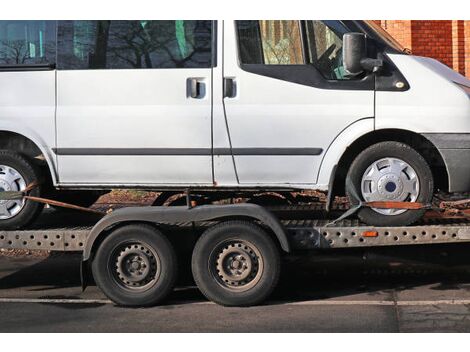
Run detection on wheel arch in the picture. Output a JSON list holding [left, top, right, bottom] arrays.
[[0, 129, 57, 185], [330, 128, 448, 197], [83, 204, 291, 262]]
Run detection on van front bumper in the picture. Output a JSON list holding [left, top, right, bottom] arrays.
[[423, 133, 470, 192]]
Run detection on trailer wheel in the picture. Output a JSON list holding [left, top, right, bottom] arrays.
[[346, 141, 433, 226], [192, 221, 281, 306], [0, 150, 44, 230], [91, 223, 177, 307]]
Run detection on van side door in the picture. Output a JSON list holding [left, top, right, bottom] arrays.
[[55, 20, 214, 186], [222, 20, 375, 186]]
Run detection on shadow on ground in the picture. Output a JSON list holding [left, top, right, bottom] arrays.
[[2, 242, 470, 305]]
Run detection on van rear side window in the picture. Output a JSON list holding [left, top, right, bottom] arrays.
[[57, 20, 213, 70], [0, 20, 56, 65]]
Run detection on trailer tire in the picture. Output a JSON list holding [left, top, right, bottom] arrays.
[[346, 141, 433, 226], [91, 223, 177, 307], [0, 150, 44, 230], [192, 221, 281, 307]]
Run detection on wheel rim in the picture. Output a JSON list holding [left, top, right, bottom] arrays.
[[110, 241, 161, 292], [0, 165, 27, 220], [209, 239, 264, 292], [361, 157, 420, 216]]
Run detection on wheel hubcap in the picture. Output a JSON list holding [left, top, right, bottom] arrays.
[[113, 242, 160, 291], [211, 240, 263, 291], [361, 157, 420, 216], [0, 165, 27, 220]]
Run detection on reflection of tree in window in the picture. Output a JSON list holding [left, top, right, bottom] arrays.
[[259, 20, 303, 64], [0, 21, 54, 65], [58, 20, 212, 69]]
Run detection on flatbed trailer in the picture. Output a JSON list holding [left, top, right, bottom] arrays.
[[2, 204, 470, 307]]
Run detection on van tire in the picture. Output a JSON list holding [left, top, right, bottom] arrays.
[[192, 221, 281, 306], [0, 150, 44, 230], [91, 224, 178, 307], [346, 141, 433, 226]]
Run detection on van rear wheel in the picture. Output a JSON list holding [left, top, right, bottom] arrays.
[[192, 221, 281, 307], [0, 150, 44, 230], [346, 141, 433, 226]]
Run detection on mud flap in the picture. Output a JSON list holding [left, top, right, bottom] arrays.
[[80, 259, 89, 292]]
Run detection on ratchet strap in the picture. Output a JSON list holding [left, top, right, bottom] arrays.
[[326, 177, 434, 226], [0, 180, 105, 216]]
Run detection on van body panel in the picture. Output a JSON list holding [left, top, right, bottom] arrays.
[[376, 54, 470, 133], [0, 71, 58, 183], [56, 69, 213, 184]]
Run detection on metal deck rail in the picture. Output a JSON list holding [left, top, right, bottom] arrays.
[[2, 207, 470, 252]]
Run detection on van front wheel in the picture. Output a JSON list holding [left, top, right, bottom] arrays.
[[346, 141, 433, 226]]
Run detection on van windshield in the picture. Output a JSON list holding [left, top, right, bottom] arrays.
[[363, 21, 407, 53]]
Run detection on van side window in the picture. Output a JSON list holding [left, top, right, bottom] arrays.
[[237, 20, 304, 65], [304, 20, 351, 80], [237, 20, 353, 80], [57, 20, 213, 70], [0, 21, 56, 65]]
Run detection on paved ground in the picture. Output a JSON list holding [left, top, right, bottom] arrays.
[[3, 245, 470, 332]]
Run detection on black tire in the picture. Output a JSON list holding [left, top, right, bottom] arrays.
[[346, 141, 433, 226], [0, 150, 44, 230], [91, 223, 178, 307], [192, 221, 281, 307]]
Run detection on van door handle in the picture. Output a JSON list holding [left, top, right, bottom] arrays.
[[224, 77, 236, 98], [187, 78, 205, 99]]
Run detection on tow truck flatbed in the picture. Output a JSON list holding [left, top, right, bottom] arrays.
[[2, 207, 470, 252]]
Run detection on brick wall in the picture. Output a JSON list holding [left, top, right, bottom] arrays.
[[377, 20, 470, 78]]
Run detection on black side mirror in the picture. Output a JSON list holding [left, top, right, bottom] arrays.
[[343, 32, 384, 76], [343, 32, 367, 76]]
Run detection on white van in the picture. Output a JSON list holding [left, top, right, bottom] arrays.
[[0, 20, 469, 229]]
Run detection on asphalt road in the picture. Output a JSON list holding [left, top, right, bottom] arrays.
[[3, 246, 470, 332]]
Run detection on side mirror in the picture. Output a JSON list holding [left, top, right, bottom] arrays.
[[343, 32, 367, 76]]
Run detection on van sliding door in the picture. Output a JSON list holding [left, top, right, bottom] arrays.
[[55, 20, 214, 186]]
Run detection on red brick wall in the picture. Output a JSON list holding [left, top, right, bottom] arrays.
[[377, 20, 470, 78], [376, 20, 412, 50], [465, 21, 470, 78]]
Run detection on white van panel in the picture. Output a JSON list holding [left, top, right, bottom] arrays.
[[56, 69, 213, 185], [376, 54, 470, 133], [0, 71, 57, 180], [58, 155, 212, 184], [235, 155, 322, 184]]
